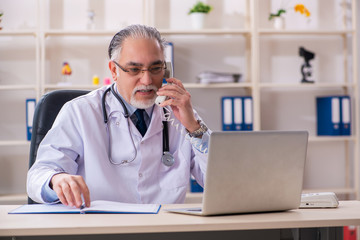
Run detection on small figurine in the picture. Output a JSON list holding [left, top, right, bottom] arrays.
[[92, 75, 99, 85], [61, 62, 72, 83], [103, 77, 111, 85], [299, 47, 315, 83]]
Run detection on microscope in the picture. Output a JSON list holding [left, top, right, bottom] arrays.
[[299, 47, 315, 83]]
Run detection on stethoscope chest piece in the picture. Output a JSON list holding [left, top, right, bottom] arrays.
[[162, 151, 175, 167]]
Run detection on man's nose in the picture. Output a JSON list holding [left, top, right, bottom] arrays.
[[139, 70, 153, 85]]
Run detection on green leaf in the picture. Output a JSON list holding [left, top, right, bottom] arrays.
[[268, 9, 286, 20], [188, 1, 213, 15]]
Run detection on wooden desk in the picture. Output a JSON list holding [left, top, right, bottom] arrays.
[[1, 201, 360, 240]]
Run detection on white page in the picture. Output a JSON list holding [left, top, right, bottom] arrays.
[[83, 200, 160, 213], [9, 204, 80, 214]]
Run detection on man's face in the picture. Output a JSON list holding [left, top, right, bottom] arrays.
[[110, 38, 165, 109]]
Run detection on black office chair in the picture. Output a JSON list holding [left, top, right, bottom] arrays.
[[28, 89, 90, 204]]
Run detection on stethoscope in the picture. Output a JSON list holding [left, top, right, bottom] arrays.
[[101, 83, 175, 167]]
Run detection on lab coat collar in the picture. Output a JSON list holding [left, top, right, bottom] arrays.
[[144, 104, 167, 139], [103, 85, 127, 117]]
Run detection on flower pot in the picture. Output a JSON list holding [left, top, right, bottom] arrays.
[[273, 16, 285, 30], [190, 12, 206, 30]]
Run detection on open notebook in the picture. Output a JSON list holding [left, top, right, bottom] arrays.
[[167, 131, 308, 216], [9, 200, 161, 214]]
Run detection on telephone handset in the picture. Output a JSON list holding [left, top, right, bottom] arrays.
[[155, 62, 208, 154], [155, 62, 173, 105]]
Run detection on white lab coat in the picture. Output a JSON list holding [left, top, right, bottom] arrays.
[[27, 86, 208, 204]]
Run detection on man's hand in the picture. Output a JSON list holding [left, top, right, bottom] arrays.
[[50, 173, 91, 208], [156, 78, 200, 132]]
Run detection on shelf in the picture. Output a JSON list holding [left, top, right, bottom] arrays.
[[44, 83, 252, 90], [258, 29, 354, 36], [0, 30, 37, 36], [0, 193, 27, 205], [259, 82, 356, 89], [0, 85, 37, 91], [158, 28, 250, 36], [302, 188, 357, 195], [43, 82, 354, 91], [44, 29, 117, 37], [184, 82, 252, 89], [0, 193, 200, 205], [181, 188, 357, 204], [184, 192, 203, 204], [0, 141, 30, 147], [44, 29, 250, 37], [308, 136, 356, 142], [40, 29, 356, 37], [44, 84, 101, 91]]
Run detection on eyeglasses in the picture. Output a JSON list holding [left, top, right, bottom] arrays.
[[113, 61, 166, 76]]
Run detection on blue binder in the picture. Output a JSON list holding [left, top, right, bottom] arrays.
[[26, 98, 36, 141], [340, 96, 351, 135], [316, 96, 351, 136], [221, 97, 233, 131], [233, 97, 243, 130], [221, 96, 253, 131], [242, 96, 253, 131]]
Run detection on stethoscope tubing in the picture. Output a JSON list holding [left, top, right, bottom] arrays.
[[102, 83, 171, 165]]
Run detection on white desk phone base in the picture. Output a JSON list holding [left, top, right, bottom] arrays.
[[300, 192, 339, 208]]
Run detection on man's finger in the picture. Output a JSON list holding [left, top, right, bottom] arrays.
[[54, 187, 68, 206], [78, 180, 91, 207], [69, 180, 83, 208], [61, 182, 76, 207]]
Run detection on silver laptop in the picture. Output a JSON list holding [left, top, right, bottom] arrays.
[[167, 131, 308, 216]]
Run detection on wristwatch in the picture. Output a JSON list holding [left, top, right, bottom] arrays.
[[187, 120, 208, 138]]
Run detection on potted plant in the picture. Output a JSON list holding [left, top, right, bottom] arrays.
[[269, 9, 286, 29], [269, 4, 311, 30], [188, 1, 213, 30]]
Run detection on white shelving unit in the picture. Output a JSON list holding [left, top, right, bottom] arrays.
[[253, 0, 359, 198], [0, 0, 358, 203]]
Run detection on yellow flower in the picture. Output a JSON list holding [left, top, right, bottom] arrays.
[[294, 4, 310, 17]]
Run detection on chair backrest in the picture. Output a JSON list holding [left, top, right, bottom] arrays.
[[28, 89, 90, 204]]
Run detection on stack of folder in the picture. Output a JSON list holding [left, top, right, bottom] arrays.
[[197, 71, 241, 84], [316, 96, 351, 136], [221, 96, 253, 131]]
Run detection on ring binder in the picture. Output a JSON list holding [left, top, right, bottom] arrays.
[[221, 96, 253, 131]]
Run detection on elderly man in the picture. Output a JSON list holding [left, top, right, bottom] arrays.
[[27, 24, 210, 208]]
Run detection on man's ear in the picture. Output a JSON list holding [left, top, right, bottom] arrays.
[[109, 61, 118, 81]]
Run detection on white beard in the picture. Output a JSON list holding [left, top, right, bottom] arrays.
[[130, 85, 158, 109]]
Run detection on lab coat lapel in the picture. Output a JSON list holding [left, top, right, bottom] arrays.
[[103, 88, 136, 135], [143, 105, 165, 140], [105, 87, 127, 119]]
